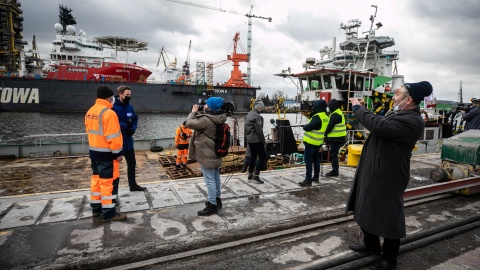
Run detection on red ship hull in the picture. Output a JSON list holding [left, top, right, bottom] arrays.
[[44, 62, 152, 83]]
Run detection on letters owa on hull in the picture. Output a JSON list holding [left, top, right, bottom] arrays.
[[0, 88, 39, 103]]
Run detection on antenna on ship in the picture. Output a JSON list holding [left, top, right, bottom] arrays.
[[362, 5, 383, 71], [457, 80, 463, 103], [58, 5, 77, 35]]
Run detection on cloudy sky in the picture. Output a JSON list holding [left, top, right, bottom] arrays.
[[21, 0, 479, 101]]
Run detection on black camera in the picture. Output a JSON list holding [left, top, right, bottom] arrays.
[[192, 99, 206, 111], [455, 103, 471, 113], [221, 101, 235, 116]]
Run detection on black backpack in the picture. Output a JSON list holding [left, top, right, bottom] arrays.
[[204, 123, 231, 157]]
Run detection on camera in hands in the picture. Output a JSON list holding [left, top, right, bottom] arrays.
[[192, 98, 235, 116]]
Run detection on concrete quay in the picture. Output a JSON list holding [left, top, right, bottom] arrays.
[[1, 153, 480, 269]]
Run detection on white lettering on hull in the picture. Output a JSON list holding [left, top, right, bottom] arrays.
[[0, 88, 39, 103], [214, 89, 227, 94]]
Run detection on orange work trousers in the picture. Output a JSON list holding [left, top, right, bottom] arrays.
[[176, 149, 189, 165], [90, 159, 120, 214]]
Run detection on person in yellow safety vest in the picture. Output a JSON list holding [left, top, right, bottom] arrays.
[[175, 121, 193, 170], [85, 86, 126, 222], [298, 100, 329, 187], [325, 99, 347, 177]]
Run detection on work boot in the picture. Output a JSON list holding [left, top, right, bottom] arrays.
[[92, 211, 102, 217], [198, 202, 218, 216], [182, 164, 187, 170], [371, 259, 397, 270], [103, 213, 127, 222], [248, 173, 253, 180], [298, 180, 312, 187], [130, 185, 147, 192], [325, 170, 339, 177], [252, 172, 264, 184], [312, 177, 320, 183], [175, 164, 181, 170], [205, 198, 222, 210]]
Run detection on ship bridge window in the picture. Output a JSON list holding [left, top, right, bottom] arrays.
[[322, 75, 332, 89]]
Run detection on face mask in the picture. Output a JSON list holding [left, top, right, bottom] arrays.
[[110, 97, 115, 106], [326, 107, 330, 113], [393, 97, 407, 112], [123, 96, 131, 104]]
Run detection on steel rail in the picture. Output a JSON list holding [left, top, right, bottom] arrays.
[[404, 175, 480, 201]]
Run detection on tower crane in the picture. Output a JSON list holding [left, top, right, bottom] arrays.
[[164, 0, 272, 86]]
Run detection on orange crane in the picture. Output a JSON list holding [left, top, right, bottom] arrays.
[[224, 32, 249, 87], [164, 0, 272, 86]]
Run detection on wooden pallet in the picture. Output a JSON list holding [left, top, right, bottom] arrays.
[[165, 165, 196, 179], [159, 155, 177, 166]]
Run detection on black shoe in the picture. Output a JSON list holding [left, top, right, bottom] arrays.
[[349, 244, 381, 255], [247, 173, 253, 180], [182, 164, 187, 170], [175, 164, 181, 170], [371, 259, 397, 270], [198, 202, 218, 216], [252, 174, 264, 184], [205, 198, 223, 210], [298, 181, 312, 187], [325, 171, 339, 177], [130, 185, 147, 192], [92, 211, 102, 217], [312, 177, 319, 183], [103, 213, 127, 222]]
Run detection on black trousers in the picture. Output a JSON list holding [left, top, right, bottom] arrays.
[[248, 142, 266, 174], [363, 229, 400, 263], [124, 148, 138, 187], [328, 141, 342, 172]]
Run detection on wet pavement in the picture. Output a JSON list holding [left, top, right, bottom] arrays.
[[1, 153, 479, 269]]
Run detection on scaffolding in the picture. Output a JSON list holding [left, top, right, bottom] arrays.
[[0, 0, 25, 75]]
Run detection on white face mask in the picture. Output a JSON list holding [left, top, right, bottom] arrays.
[[110, 96, 115, 106], [326, 107, 330, 113]]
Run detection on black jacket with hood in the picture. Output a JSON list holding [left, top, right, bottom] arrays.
[[325, 99, 346, 143]]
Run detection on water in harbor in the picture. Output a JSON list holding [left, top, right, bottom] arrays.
[[0, 112, 308, 144]]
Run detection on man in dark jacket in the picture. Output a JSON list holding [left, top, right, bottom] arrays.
[[112, 85, 146, 192], [346, 81, 433, 269], [186, 97, 227, 216], [324, 99, 346, 177], [244, 100, 266, 184], [298, 100, 329, 187], [461, 96, 480, 130]]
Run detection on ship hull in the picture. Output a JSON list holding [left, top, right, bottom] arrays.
[[0, 78, 258, 113]]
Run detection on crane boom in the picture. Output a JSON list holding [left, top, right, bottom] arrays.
[[164, 0, 272, 85]]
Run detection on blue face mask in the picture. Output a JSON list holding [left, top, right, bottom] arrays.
[[393, 97, 408, 112]]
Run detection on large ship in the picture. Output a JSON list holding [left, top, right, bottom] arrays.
[[0, 3, 259, 113]]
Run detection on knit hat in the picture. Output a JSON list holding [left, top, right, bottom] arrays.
[[254, 100, 265, 110], [313, 100, 327, 113], [405, 81, 433, 104], [206, 97, 224, 111], [97, 86, 114, 99]]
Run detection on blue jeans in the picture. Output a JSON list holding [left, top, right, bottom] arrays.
[[304, 143, 320, 182], [329, 141, 342, 173], [202, 167, 221, 205]]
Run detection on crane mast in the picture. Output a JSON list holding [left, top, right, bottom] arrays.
[[164, 0, 271, 85]]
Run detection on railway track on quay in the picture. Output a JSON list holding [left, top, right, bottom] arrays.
[[106, 178, 480, 270]]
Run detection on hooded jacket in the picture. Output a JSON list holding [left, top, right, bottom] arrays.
[[325, 99, 346, 143], [244, 109, 266, 145], [112, 96, 138, 151], [186, 111, 227, 169]]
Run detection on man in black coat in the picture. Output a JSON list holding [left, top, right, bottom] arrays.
[[346, 81, 433, 269]]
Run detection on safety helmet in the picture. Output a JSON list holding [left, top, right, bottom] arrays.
[[471, 95, 480, 104]]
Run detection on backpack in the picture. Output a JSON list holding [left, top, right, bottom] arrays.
[[204, 123, 231, 157]]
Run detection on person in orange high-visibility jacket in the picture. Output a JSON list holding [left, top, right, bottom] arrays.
[[175, 121, 192, 170], [85, 86, 126, 222]]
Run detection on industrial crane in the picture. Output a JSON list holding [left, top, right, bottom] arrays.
[[164, 0, 272, 85]]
